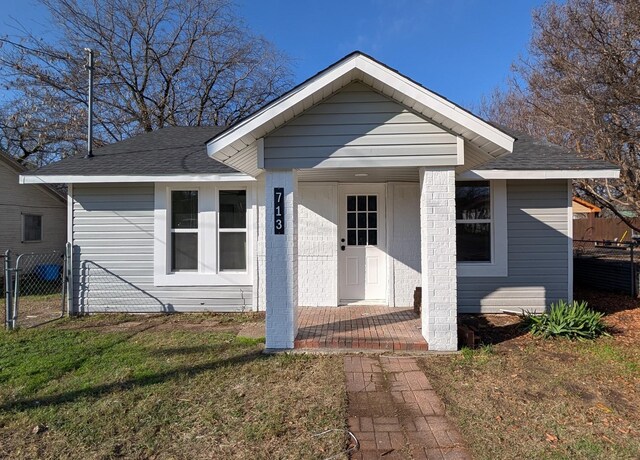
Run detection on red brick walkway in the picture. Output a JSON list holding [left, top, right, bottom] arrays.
[[345, 355, 471, 459], [295, 306, 427, 351]]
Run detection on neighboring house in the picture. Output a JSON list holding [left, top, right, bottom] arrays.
[[21, 52, 619, 351], [1, 152, 66, 261], [572, 197, 601, 219]]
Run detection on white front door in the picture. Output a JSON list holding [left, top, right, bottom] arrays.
[[338, 184, 387, 304]]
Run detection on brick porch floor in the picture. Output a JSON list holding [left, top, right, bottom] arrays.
[[295, 306, 427, 351]]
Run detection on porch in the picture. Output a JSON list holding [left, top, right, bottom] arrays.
[[295, 306, 428, 351]]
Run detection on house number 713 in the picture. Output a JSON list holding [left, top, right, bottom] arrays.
[[274, 187, 285, 235]]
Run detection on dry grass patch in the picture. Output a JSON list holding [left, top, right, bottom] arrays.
[[0, 313, 346, 460], [419, 290, 640, 460]]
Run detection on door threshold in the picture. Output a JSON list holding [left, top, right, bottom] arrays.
[[339, 300, 388, 306]]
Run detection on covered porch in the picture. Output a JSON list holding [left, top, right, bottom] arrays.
[[295, 305, 428, 351]]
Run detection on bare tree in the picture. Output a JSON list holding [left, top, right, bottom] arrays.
[[481, 0, 640, 230], [0, 0, 292, 166]]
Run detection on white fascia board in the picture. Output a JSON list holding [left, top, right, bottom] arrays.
[[207, 57, 359, 159], [355, 57, 514, 152], [206, 53, 515, 161], [19, 173, 256, 184], [458, 169, 620, 180]]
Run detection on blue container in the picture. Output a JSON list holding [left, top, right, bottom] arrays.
[[35, 264, 62, 281]]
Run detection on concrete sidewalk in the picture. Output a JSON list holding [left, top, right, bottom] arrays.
[[345, 356, 471, 460]]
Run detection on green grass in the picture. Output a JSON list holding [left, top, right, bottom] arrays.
[[0, 316, 346, 459]]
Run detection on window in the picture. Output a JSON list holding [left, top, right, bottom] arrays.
[[455, 180, 508, 277], [456, 181, 491, 262], [346, 194, 378, 246], [23, 214, 42, 242], [171, 190, 198, 271], [154, 184, 252, 286], [218, 190, 247, 271]]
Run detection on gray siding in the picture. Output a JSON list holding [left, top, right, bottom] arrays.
[[264, 82, 458, 169], [0, 161, 66, 261], [458, 180, 570, 313], [72, 183, 252, 313]]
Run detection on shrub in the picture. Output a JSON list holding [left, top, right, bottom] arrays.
[[522, 300, 609, 340]]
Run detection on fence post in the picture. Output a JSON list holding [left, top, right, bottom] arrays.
[[4, 250, 12, 330]]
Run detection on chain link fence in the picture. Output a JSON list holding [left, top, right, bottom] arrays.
[[3, 249, 66, 329], [573, 240, 639, 297]]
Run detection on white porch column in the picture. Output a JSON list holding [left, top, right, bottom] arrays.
[[265, 169, 298, 349], [419, 167, 458, 351]]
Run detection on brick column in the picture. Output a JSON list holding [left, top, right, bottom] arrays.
[[265, 170, 298, 349], [419, 167, 458, 351]]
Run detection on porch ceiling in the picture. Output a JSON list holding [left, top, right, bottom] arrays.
[[297, 167, 419, 183]]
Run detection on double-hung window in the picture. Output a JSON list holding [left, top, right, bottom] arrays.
[[154, 184, 252, 286], [218, 190, 247, 271], [455, 180, 507, 277], [171, 190, 199, 271]]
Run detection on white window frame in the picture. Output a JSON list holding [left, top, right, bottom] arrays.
[[456, 179, 508, 277], [169, 188, 200, 272], [22, 213, 43, 243], [154, 182, 253, 286], [216, 188, 249, 273]]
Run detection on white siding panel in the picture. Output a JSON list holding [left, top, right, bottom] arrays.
[[458, 180, 570, 313], [72, 183, 252, 313]]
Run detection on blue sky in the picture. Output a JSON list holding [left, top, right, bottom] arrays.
[[0, 0, 548, 111]]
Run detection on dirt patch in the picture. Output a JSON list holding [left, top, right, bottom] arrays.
[[57, 312, 265, 334], [419, 289, 640, 459]]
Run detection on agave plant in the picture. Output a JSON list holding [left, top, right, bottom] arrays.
[[522, 300, 609, 340]]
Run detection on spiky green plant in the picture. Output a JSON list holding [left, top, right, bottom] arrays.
[[522, 300, 609, 340]]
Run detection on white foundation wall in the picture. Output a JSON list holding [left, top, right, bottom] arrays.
[[297, 184, 339, 306], [387, 183, 421, 307]]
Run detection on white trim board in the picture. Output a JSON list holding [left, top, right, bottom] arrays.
[[459, 169, 620, 180], [20, 173, 255, 184]]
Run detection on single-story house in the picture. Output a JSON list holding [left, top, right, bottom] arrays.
[[1, 151, 66, 261], [21, 52, 619, 351]]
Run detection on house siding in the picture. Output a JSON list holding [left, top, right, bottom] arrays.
[[263, 82, 459, 169], [458, 179, 570, 312], [0, 160, 66, 260], [72, 183, 252, 313]]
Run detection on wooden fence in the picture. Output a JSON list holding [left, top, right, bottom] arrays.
[[573, 216, 640, 242]]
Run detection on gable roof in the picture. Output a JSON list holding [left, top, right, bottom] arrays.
[[21, 127, 252, 184], [207, 51, 516, 175], [0, 151, 66, 202], [458, 127, 619, 179]]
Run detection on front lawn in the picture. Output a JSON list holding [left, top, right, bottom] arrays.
[[0, 314, 346, 459], [419, 289, 640, 460]]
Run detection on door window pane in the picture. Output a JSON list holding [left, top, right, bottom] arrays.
[[347, 196, 356, 211], [219, 190, 246, 229], [357, 230, 367, 246], [357, 195, 367, 211], [172, 191, 198, 229], [357, 212, 367, 228], [219, 232, 246, 271], [368, 196, 377, 212], [172, 232, 198, 270], [347, 212, 356, 229], [368, 213, 377, 229], [347, 230, 357, 246], [368, 230, 377, 246], [456, 223, 491, 261]]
